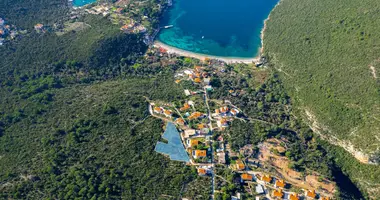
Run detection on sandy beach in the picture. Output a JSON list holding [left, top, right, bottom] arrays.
[[153, 41, 260, 64]]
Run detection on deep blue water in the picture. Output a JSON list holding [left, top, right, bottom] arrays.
[[73, 0, 97, 7], [158, 0, 279, 58], [155, 122, 190, 162]]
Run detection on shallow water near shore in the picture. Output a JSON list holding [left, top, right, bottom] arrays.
[[73, 0, 97, 7], [158, 0, 279, 58]]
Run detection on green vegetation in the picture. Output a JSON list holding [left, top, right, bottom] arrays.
[[264, 0, 380, 157], [264, 0, 380, 198]]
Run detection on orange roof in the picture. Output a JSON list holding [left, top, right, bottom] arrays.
[[320, 197, 329, 200], [229, 90, 234, 93], [194, 66, 202, 71], [164, 110, 172, 115], [154, 107, 162, 112], [189, 112, 202, 120], [190, 139, 199, 147], [197, 124, 206, 129], [289, 194, 299, 200], [261, 175, 272, 183], [198, 168, 207, 175], [306, 190, 316, 198], [236, 160, 245, 170], [194, 150, 207, 157], [195, 72, 201, 77], [220, 118, 228, 124], [241, 173, 252, 181], [275, 179, 286, 188], [35, 23, 43, 29], [194, 78, 201, 83], [175, 79, 181, 84], [273, 189, 283, 198], [0, 29, 3, 35], [215, 109, 220, 114], [176, 118, 185, 125], [180, 103, 190, 111]]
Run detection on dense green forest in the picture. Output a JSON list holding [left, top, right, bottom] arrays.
[[264, 0, 380, 198]]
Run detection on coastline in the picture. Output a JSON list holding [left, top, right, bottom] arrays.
[[153, 41, 260, 64], [153, 0, 283, 64]]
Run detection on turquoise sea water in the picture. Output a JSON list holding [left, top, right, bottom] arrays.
[[73, 0, 97, 7], [158, 0, 279, 58]]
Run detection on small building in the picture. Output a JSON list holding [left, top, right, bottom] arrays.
[[184, 89, 191, 96], [204, 78, 211, 85], [180, 103, 190, 111], [153, 107, 163, 114], [217, 118, 229, 128], [289, 193, 300, 200], [197, 168, 208, 176], [205, 85, 213, 91], [235, 160, 245, 171], [194, 77, 201, 83], [184, 129, 196, 138], [261, 175, 272, 184], [272, 189, 283, 199], [274, 179, 286, 188], [164, 110, 172, 118], [255, 184, 264, 194], [192, 150, 207, 159], [188, 112, 203, 120], [34, 23, 44, 31], [187, 139, 199, 148], [175, 79, 181, 84], [217, 152, 226, 164], [230, 108, 240, 116], [320, 197, 329, 200], [175, 118, 185, 125], [305, 190, 316, 199], [241, 173, 253, 182]]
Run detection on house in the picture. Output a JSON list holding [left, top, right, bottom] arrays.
[[184, 89, 191, 96], [197, 124, 206, 129], [153, 107, 163, 114], [192, 150, 207, 159], [261, 175, 272, 184], [0, 29, 4, 36], [164, 110, 172, 118], [175, 118, 185, 125], [187, 139, 199, 147], [194, 77, 201, 83], [199, 128, 210, 135], [184, 129, 196, 138], [241, 173, 253, 182], [274, 179, 286, 188], [255, 184, 264, 194], [217, 152, 226, 164], [217, 118, 229, 128], [175, 79, 181, 84], [188, 112, 203, 120], [197, 168, 208, 176], [272, 189, 283, 199], [289, 194, 299, 200], [230, 108, 240, 116], [34, 23, 44, 31], [235, 160, 245, 170], [305, 190, 316, 199], [184, 70, 193, 75], [180, 103, 190, 111], [214, 109, 220, 115], [320, 197, 329, 200], [220, 106, 229, 114]]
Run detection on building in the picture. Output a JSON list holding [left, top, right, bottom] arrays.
[[230, 108, 239, 115], [217, 152, 226, 164], [197, 168, 208, 176], [34, 23, 44, 31], [175, 79, 181, 84], [320, 197, 329, 200], [153, 107, 163, 114], [289, 194, 299, 200], [305, 190, 316, 199], [180, 103, 190, 111], [272, 189, 283, 199], [255, 184, 264, 194], [194, 77, 201, 83], [235, 160, 245, 170], [241, 173, 253, 182], [205, 85, 213, 91], [274, 179, 286, 188], [192, 150, 207, 159], [184, 89, 191, 96], [184, 129, 196, 138], [164, 110, 172, 118], [187, 139, 199, 147], [175, 118, 185, 125], [261, 175, 272, 184], [217, 118, 229, 128], [188, 112, 203, 120]]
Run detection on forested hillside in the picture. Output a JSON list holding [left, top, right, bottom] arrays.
[[264, 0, 380, 198]]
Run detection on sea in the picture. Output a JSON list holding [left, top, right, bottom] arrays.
[[158, 0, 279, 58], [73, 0, 97, 7]]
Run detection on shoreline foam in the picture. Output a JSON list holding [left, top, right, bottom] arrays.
[[153, 41, 260, 64]]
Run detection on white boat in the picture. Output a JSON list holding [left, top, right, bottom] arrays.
[[164, 25, 174, 29]]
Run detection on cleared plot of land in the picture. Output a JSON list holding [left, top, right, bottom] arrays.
[[56, 22, 91, 36]]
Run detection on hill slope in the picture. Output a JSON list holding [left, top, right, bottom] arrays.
[[264, 0, 380, 163]]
